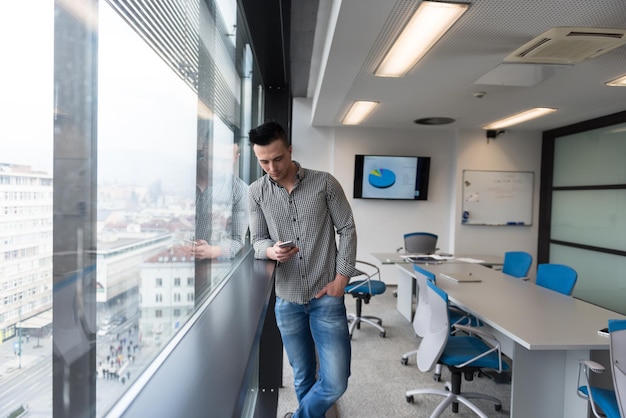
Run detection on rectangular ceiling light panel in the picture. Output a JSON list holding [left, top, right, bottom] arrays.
[[606, 74, 626, 87], [483, 107, 558, 130], [342, 101, 379, 125], [375, 1, 469, 77]]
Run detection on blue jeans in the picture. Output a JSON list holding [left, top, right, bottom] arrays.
[[275, 295, 351, 418]]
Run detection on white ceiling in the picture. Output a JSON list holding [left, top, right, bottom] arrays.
[[298, 0, 626, 131]]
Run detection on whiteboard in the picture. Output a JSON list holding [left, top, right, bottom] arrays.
[[462, 170, 534, 226]]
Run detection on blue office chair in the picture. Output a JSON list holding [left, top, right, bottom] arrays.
[[577, 319, 626, 418], [401, 265, 475, 372], [535, 263, 578, 295], [502, 251, 533, 279], [402, 232, 438, 254], [345, 260, 386, 338], [406, 279, 508, 416]]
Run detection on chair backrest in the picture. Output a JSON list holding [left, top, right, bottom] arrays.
[[412, 265, 436, 337], [403, 232, 438, 254], [536, 263, 578, 295], [416, 279, 450, 373], [609, 319, 626, 418], [502, 251, 533, 278]]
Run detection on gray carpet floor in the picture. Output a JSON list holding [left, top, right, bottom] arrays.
[[277, 285, 512, 417]]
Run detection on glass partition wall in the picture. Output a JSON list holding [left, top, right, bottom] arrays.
[[540, 112, 626, 316], [0, 0, 263, 416]]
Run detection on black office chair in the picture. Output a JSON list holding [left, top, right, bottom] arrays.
[[345, 260, 386, 338], [402, 232, 438, 254], [395, 232, 438, 298]]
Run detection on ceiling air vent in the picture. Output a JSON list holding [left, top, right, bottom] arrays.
[[504, 27, 626, 65]]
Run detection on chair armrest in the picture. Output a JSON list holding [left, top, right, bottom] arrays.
[[577, 360, 609, 417], [354, 260, 381, 280], [452, 324, 505, 372], [579, 359, 605, 374], [448, 306, 472, 329], [355, 260, 379, 270], [449, 305, 468, 316], [454, 324, 500, 347]]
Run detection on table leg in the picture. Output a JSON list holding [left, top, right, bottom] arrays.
[[396, 267, 414, 322], [510, 344, 590, 418]]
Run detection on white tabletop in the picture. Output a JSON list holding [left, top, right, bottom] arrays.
[[397, 262, 625, 351], [371, 252, 504, 267]]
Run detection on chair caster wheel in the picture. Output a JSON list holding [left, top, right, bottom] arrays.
[[401, 357, 408, 365], [433, 373, 441, 382], [406, 395, 414, 403], [495, 404, 502, 411], [380, 331, 386, 338]]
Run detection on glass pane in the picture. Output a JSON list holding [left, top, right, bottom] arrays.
[[553, 123, 626, 187], [0, 2, 54, 417], [551, 190, 626, 252], [550, 243, 626, 315], [96, 3, 198, 412], [95, 0, 253, 414], [2, 0, 260, 415]]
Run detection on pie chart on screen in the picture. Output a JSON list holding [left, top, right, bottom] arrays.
[[368, 168, 396, 188]]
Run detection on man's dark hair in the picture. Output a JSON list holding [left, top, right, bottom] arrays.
[[248, 121, 288, 146]]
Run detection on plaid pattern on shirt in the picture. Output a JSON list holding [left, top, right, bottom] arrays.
[[249, 161, 359, 304], [196, 174, 249, 258]]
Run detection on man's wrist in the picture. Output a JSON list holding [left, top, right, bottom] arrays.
[[335, 274, 350, 285]]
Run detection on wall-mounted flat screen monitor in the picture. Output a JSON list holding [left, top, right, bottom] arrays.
[[353, 154, 430, 200]]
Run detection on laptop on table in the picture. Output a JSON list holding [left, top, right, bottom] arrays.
[[439, 271, 482, 283]]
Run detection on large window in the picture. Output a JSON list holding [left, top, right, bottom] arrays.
[[0, 0, 263, 416]]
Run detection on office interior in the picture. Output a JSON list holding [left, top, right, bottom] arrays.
[[1, 0, 625, 417]]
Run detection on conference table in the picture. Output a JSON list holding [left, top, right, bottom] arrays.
[[370, 252, 503, 322], [396, 261, 626, 418]]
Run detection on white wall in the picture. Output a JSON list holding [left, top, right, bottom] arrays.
[[453, 130, 542, 267], [292, 98, 542, 281], [291, 99, 335, 172]]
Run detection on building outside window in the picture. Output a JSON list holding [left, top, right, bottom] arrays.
[[0, 0, 263, 416]]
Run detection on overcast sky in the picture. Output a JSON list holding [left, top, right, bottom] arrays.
[[0, 2, 197, 198]]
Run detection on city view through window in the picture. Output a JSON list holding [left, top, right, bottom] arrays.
[[0, 1, 257, 416]]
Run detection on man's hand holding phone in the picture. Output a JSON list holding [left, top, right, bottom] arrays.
[[274, 240, 298, 262]]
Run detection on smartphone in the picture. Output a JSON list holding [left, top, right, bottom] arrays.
[[278, 240, 296, 248], [598, 327, 609, 337]]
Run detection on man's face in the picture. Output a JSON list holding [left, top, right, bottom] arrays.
[[253, 140, 292, 182]]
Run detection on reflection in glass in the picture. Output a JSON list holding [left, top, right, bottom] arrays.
[[194, 117, 249, 297], [95, 0, 254, 413], [1, 0, 261, 415], [95, 2, 197, 413]]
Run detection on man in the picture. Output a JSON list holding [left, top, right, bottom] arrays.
[[193, 138, 249, 297], [194, 140, 248, 260], [248, 121, 359, 418]]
